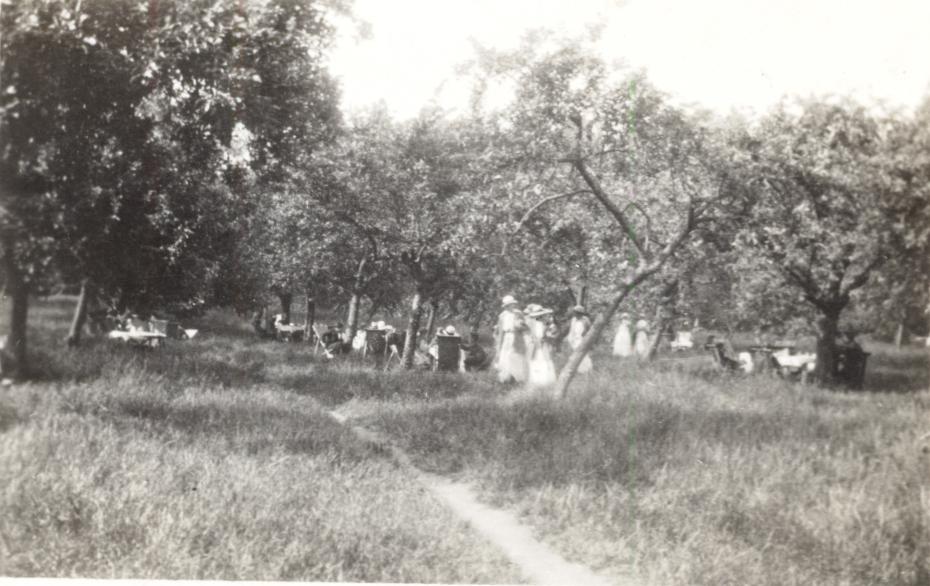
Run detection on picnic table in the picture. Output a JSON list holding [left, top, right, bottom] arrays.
[[274, 323, 304, 342], [108, 329, 167, 348]]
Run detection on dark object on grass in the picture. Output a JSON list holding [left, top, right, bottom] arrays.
[[436, 334, 462, 372], [835, 334, 870, 389], [704, 335, 741, 371]]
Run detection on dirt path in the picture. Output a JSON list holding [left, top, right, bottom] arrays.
[[328, 411, 644, 586]]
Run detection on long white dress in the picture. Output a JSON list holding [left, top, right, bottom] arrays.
[[527, 317, 557, 388], [566, 316, 594, 373], [495, 309, 529, 383], [634, 320, 651, 358], [613, 318, 633, 357]]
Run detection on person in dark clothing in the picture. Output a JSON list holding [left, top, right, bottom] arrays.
[[321, 323, 347, 356], [460, 331, 489, 371]]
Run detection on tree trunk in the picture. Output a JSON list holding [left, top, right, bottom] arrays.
[[894, 322, 905, 348], [646, 304, 666, 361], [401, 289, 425, 370], [263, 304, 276, 335], [647, 277, 678, 361], [555, 283, 639, 397], [575, 284, 588, 307], [424, 300, 437, 342], [66, 278, 93, 347], [345, 293, 361, 345], [1, 236, 28, 379], [303, 283, 315, 344], [277, 291, 292, 324], [251, 306, 266, 337], [344, 257, 368, 346], [813, 309, 841, 384]]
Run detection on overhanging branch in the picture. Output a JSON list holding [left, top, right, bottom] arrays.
[[511, 189, 592, 236], [571, 159, 650, 260]]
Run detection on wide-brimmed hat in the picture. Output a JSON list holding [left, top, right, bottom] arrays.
[[636, 319, 649, 331], [439, 325, 458, 336], [525, 304, 553, 318], [571, 305, 587, 314], [501, 294, 518, 307]]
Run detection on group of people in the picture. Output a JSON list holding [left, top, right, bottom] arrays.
[[493, 295, 666, 390], [316, 296, 661, 381], [493, 295, 594, 391], [610, 314, 655, 358]]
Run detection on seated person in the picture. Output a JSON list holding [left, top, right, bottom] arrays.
[[836, 331, 864, 382], [321, 323, 347, 355], [460, 331, 489, 371]]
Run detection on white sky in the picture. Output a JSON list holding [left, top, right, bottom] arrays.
[[328, 0, 930, 120]]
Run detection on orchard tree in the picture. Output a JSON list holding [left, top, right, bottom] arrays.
[[0, 0, 347, 371], [728, 100, 906, 383], [469, 36, 724, 395]]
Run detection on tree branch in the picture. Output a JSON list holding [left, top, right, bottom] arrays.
[[570, 159, 650, 260], [510, 189, 592, 236], [840, 254, 885, 296]]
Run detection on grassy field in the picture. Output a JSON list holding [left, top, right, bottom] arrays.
[[2, 296, 929, 585], [0, 298, 521, 583]]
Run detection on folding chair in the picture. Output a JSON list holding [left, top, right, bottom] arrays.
[[311, 324, 334, 359]]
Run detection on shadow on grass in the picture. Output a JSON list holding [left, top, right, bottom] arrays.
[[279, 365, 501, 407], [107, 393, 376, 462], [861, 349, 929, 393], [368, 393, 857, 491]]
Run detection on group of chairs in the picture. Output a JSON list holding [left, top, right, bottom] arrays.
[[704, 334, 870, 388]]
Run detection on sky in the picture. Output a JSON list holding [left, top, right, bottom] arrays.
[[327, 0, 930, 120]]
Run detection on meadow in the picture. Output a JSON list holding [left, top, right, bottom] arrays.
[[1, 297, 928, 585]]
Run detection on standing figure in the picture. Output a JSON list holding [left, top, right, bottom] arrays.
[[634, 318, 651, 359], [494, 295, 529, 384], [613, 313, 633, 357], [525, 304, 558, 389], [566, 305, 594, 373]]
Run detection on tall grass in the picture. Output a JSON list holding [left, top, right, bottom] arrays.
[[364, 353, 930, 586], [2, 296, 928, 584], [0, 298, 521, 583]]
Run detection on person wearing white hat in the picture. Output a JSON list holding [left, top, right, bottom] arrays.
[[613, 312, 633, 357], [524, 304, 558, 390], [566, 305, 594, 373], [494, 295, 529, 384]]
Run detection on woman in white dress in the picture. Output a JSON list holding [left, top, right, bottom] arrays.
[[633, 318, 651, 358], [524, 304, 558, 389], [612, 312, 633, 357], [494, 295, 529, 384], [566, 305, 594, 373]]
